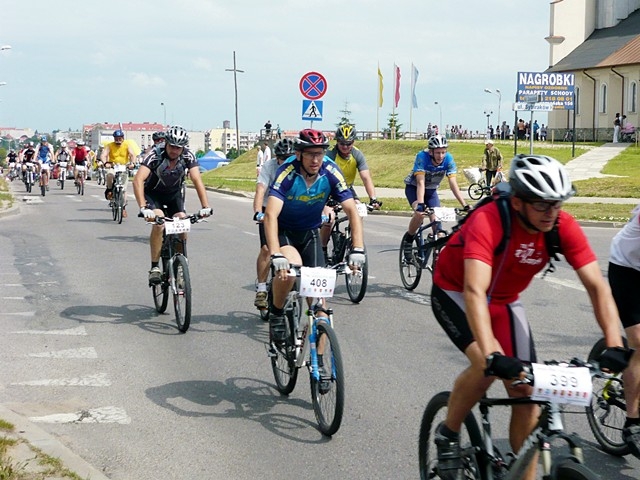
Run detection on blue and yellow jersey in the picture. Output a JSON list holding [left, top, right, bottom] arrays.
[[269, 157, 352, 231], [325, 146, 368, 187]]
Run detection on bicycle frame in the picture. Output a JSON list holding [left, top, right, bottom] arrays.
[[477, 396, 585, 479]]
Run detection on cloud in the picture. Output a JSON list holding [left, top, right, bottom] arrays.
[[193, 57, 213, 72], [130, 73, 166, 88]]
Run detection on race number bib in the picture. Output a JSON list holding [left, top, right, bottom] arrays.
[[299, 267, 337, 298], [530, 363, 592, 406], [164, 218, 191, 235], [356, 203, 368, 217], [114, 164, 127, 173], [432, 207, 457, 221]]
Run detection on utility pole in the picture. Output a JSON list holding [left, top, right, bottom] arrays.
[[225, 51, 244, 156]]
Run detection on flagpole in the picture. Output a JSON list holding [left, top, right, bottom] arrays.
[[392, 63, 396, 140], [376, 63, 380, 139], [409, 62, 413, 137]]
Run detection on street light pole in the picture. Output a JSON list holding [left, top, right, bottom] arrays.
[[484, 110, 493, 136], [484, 88, 502, 136], [434, 101, 442, 135], [225, 51, 244, 156], [160, 102, 166, 126]]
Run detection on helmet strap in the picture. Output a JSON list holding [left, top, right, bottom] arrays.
[[515, 208, 541, 232]]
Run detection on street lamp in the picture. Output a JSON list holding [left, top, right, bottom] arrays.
[[484, 88, 502, 134], [484, 110, 493, 135], [160, 102, 166, 126], [434, 101, 442, 135]]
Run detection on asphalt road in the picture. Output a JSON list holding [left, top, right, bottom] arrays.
[[0, 181, 638, 479]]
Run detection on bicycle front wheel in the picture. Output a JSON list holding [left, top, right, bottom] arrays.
[[117, 188, 125, 224], [270, 304, 299, 395], [172, 254, 191, 333], [550, 457, 600, 480], [345, 241, 368, 303], [399, 235, 422, 290], [418, 391, 484, 480], [468, 182, 485, 200], [152, 256, 169, 313], [585, 337, 629, 456], [76, 179, 81, 195], [310, 321, 344, 436]]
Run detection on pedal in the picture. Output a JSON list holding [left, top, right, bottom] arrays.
[[264, 343, 277, 358]]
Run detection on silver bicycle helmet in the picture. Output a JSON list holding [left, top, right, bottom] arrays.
[[165, 125, 189, 147], [509, 154, 575, 201], [274, 138, 295, 157], [428, 134, 448, 150]]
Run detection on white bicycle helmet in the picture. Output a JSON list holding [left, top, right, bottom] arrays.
[[509, 154, 575, 201], [165, 125, 189, 147], [428, 134, 448, 150]]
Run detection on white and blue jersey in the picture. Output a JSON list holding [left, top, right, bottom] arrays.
[[269, 157, 352, 231], [404, 151, 457, 189], [36, 144, 52, 163]]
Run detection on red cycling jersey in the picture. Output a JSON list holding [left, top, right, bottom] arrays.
[[434, 202, 595, 304], [73, 146, 87, 161]]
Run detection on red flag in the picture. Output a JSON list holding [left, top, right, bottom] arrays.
[[394, 64, 401, 108]]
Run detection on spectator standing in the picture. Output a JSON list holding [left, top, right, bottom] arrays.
[[533, 120, 540, 141], [276, 124, 282, 139], [264, 120, 272, 139], [481, 139, 503, 186], [256, 145, 264, 177], [608, 203, 640, 457], [263, 141, 271, 164], [613, 113, 622, 143], [517, 119, 526, 140], [540, 124, 548, 141]]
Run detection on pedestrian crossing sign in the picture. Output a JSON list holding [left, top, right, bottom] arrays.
[[302, 100, 323, 121]]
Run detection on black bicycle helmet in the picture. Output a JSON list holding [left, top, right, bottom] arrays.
[[152, 131, 165, 141], [295, 129, 330, 150], [274, 138, 295, 158], [428, 134, 448, 150], [335, 124, 357, 143], [509, 154, 575, 201]]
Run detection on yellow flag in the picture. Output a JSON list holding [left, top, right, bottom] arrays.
[[378, 66, 384, 108]]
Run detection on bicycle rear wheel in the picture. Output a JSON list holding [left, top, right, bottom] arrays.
[[152, 256, 170, 313], [270, 304, 299, 395], [345, 241, 368, 303], [550, 456, 599, 480], [418, 391, 484, 480], [468, 182, 485, 200], [310, 321, 344, 436], [399, 235, 423, 290], [585, 337, 630, 456], [173, 254, 191, 333]]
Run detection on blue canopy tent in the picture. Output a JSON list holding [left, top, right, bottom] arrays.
[[198, 150, 229, 171]]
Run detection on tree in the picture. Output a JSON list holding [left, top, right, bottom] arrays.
[[226, 147, 245, 160], [383, 113, 403, 139]]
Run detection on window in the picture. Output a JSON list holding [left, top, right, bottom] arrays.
[[630, 82, 638, 113], [600, 83, 607, 113], [575, 86, 580, 115]]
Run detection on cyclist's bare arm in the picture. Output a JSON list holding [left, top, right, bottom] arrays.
[[576, 261, 625, 348], [253, 182, 267, 215], [100, 146, 109, 163], [447, 174, 469, 209], [186, 166, 211, 210], [340, 197, 364, 250], [132, 164, 152, 209], [415, 173, 426, 207], [359, 169, 377, 201], [264, 196, 284, 258]]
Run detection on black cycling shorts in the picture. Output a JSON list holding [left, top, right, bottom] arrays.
[[278, 228, 323, 268], [609, 262, 640, 329], [145, 190, 184, 218], [431, 284, 536, 362]]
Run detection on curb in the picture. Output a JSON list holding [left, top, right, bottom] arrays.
[[0, 405, 110, 480], [0, 203, 20, 219]]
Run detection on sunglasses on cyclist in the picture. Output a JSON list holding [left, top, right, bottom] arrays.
[[526, 200, 563, 213], [338, 142, 354, 147]]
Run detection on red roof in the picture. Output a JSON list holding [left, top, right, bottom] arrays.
[[87, 122, 165, 132]]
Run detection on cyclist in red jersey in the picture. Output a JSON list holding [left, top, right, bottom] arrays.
[[429, 154, 629, 480]]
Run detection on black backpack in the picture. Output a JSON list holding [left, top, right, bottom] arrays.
[[438, 182, 562, 275]]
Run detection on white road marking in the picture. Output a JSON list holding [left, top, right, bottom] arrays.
[[1, 296, 25, 300], [243, 231, 258, 236], [12, 372, 111, 387], [537, 275, 586, 292], [12, 326, 87, 335], [1, 281, 58, 287], [29, 406, 131, 424], [28, 347, 98, 358], [0, 311, 36, 316], [392, 288, 430, 305]]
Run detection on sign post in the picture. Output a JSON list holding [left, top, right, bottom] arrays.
[[299, 72, 327, 127]]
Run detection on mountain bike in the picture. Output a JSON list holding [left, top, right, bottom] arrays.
[[57, 161, 68, 190], [585, 336, 630, 456], [111, 164, 127, 224], [266, 264, 345, 436], [142, 212, 206, 333], [399, 207, 463, 291], [75, 165, 86, 196], [468, 177, 492, 200], [419, 358, 601, 480], [325, 202, 371, 303], [39, 163, 50, 197], [96, 161, 106, 185], [23, 161, 36, 193]]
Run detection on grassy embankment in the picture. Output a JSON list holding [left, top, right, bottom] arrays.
[[201, 140, 640, 222]]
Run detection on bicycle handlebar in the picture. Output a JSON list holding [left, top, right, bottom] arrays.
[[138, 213, 206, 225]]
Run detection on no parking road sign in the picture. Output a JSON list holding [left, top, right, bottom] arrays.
[[299, 71, 327, 100]]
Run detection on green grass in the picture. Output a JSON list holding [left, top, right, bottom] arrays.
[[0, 178, 13, 209], [200, 140, 639, 221]]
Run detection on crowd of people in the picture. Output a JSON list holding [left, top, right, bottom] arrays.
[[3, 124, 639, 478]]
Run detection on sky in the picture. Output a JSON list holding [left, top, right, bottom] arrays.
[[0, 0, 552, 136]]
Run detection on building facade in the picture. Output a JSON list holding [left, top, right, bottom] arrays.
[[546, 0, 640, 140]]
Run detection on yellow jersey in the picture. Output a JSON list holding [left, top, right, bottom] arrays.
[[106, 142, 130, 165]]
